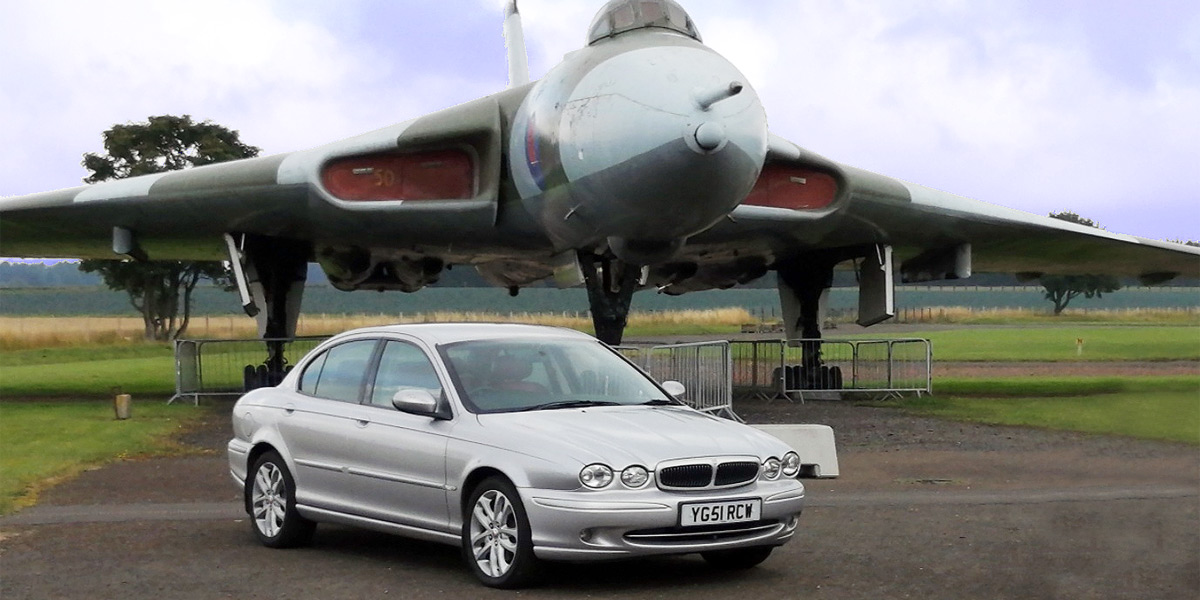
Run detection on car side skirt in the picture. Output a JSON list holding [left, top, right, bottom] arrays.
[[297, 504, 461, 546]]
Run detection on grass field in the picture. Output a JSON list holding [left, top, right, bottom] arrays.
[[904, 376, 1200, 444], [858, 325, 1200, 361], [932, 375, 1199, 396], [0, 354, 176, 397], [0, 310, 754, 351], [0, 401, 215, 514], [898, 389, 1199, 444]]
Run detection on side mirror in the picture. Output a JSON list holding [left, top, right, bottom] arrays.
[[392, 389, 451, 420], [661, 380, 686, 398]]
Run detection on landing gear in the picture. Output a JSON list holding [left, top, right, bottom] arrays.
[[779, 364, 844, 391], [227, 234, 309, 391], [776, 256, 842, 391], [578, 252, 642, 346]]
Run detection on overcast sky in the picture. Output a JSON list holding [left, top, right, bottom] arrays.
[[2, 0, 1197, 243]]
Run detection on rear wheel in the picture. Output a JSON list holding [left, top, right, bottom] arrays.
[[462, 476, 540, 588], [248, 451, 315, 548], [700, 546, 774, 569]]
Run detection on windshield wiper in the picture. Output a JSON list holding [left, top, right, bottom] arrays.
[[517, 400, 623, 412], [640, 398, 676, 406]]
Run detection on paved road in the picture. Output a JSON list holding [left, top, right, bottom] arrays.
[[1, 401, 1197, 599]]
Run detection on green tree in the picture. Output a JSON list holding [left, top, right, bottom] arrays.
[[1039, 211, 1123, 315], [79, 115, 258, 340]]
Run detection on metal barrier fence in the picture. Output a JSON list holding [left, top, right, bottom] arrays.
[[731, 338, 932, 401], [171, 337, 328, 404], [618, 341, 736, 420], [173, 336, 915, 409]]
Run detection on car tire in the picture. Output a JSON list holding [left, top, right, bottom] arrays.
[[700, 545, 774, 569], [462, 476, 540, 588], [248, 450, 316, 548]]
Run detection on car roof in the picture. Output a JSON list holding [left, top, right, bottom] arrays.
[[329, 322, 597, 346]]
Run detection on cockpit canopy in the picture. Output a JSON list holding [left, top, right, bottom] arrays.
[[587, 0, 702, 45]]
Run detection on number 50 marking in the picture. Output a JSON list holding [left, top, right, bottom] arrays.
[[374, 169, 396, 187]]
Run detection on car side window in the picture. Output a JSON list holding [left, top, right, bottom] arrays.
[[370, 340, 442, 408], [298, 350, 328, 393], [307, 339, 378, 403]]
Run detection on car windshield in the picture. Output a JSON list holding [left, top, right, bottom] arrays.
[[439, 338, 673, 414]]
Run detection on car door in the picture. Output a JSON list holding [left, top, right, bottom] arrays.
[[337, 338, 454, 533], [280, 337, 380, 513]]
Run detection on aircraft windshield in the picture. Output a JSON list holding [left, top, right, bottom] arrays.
[[587, 0, 701, 44]]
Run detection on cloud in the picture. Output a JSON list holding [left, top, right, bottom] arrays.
[[0, 0, 422, 193]]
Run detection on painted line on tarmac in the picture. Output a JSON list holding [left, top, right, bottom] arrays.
[[0, 502, 244, 526], [3, 485, 1195, 527], [806, 485, 1199, 508]]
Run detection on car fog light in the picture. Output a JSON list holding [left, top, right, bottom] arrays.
[[787, 515, 800, 529], [580, 529, 594, 542], [762, 457, 782, 480], [781, 452, 801, 477], [620, 466, 650, 488], [580, 464, 614, 489]]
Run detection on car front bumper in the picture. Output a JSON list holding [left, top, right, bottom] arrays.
[[227, 438, 251, 490], [520, 479, 805, 561]]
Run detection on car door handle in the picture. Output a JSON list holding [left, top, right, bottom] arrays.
[[356, 419, 370, 428], [284, 404, 296, 415]]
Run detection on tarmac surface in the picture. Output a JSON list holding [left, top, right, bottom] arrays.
[[2, 398, 1197, 599]]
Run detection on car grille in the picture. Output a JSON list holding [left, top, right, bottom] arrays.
[[715, 461, 760, 486], [658, 464, 714, 488], [624, 520, 781, 546], [657, 460, 760, 490]]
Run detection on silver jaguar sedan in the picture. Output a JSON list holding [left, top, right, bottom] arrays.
[[227, 323, 805, 588]]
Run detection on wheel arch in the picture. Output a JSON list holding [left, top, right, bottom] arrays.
[[460, 467, 512, 517]]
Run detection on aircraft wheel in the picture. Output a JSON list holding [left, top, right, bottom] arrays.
[[243, 365, 257, 391], [829, 366, 844, 390]]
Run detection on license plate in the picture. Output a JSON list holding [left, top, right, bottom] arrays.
[[679, 499, 762, 527]]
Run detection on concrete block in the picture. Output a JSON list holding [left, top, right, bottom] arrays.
[[753, 424, 839, 478]]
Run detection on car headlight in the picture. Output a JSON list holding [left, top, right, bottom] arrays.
[[580, 464, 614, 489], [761, 457, 782, 481], [620, 465, 650, 488], [781, 451, 801, 477]]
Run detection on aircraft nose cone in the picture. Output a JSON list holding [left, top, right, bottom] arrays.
[[692, 121, 728, 152], [532, 44, 768, 258]]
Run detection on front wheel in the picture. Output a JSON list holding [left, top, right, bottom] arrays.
[[700, 546, 774, 569], [248, 450, 315, 548], [462, 476, 540, 588]]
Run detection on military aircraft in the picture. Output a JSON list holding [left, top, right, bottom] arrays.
[[2, 0, 1197, 385]]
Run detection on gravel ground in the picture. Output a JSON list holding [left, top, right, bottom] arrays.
[[2, 393, 1198, 599]]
